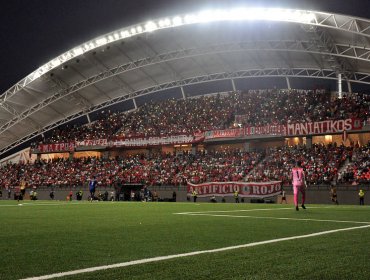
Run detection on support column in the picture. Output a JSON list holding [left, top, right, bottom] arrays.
[[285, 76, 291, 90], [133, 98, 138, 109], [306, 136, 312, 148], [102, 151, 110, 159], [180, 86, 186, 100], [338, 73, 343, 99], [69, 152, 74, 160], [244, 142, 250, 152], [347, 80, 352, 94], [191, 145, 197, 155], [86, 113, 91, 124], [231, 79, 236, 92]]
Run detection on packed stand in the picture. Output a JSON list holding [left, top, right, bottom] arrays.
[[246, 144, 353, 185], [337, 143, 370, 184], [37, 90, 370, 144], [0, 150, 263, 189]]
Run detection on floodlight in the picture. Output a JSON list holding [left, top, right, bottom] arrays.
[[33, 72, 41, 79], [136, 25, 143, 33], [158, 19, 165, 27], [120, 30, 130, 38], [73, 47, 83, 56], [184, 14, 197, 24], [163, 18, 171, 26], [172, 16, 182, 26], [145, 21, 158, 32], [15, 6, 320, 88], [51, 59, 61, 68], [96, 37, 107, 46]]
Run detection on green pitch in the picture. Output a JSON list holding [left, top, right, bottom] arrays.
[[0, 201, 369, 280]]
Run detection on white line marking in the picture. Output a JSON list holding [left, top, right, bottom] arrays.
[[175, 213, 370, 224], [20, 224, 370, 280], [0, 203, 78, 207], [0, 202, 112, 207], [174, 206, 334, 215]]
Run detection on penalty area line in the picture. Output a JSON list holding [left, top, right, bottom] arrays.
[[20, 224, 370, 280]]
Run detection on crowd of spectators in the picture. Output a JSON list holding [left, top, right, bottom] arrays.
[[44, 110, 126, 144], [38, 89, 370, 144], [338, 143, 370, 184], [246, 144, 353, 185], [2, 143, 370, 190], [0, 150, 263, 189]]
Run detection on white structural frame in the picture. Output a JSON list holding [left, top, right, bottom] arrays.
[[2, 8, 370, 102], [2, 40, 370, 138]]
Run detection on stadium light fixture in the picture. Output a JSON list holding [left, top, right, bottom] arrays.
[[172, 16, 183, 26], [73, 47, 83, 56], [136, 25, 143, 33], [120, 30, 130, 38], [96, 37, 107, 46], [20, 7, 318, 87], [145, 21, 158, 32]]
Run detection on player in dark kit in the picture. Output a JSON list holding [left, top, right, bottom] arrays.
[[330, 184, 339, 205], [89, 176, 98, 201]]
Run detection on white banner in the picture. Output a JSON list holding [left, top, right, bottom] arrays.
[[112, 135, 198, 147]]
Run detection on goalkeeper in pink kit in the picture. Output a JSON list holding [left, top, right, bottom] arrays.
[[292, 161, 307, 211]]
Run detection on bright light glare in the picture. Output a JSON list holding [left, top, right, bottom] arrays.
[[96, 37, 107, 46], [121, 30, 130, 38], [192, 8, 316, 23], [184, 14, 198, 24], [18, 7, 317, 86], [136, 25, 143, 33], [145, 21, 158, 32], [172, 16, 182, 26], [73, 47, 83, 56], [51, 59, 61, 68]]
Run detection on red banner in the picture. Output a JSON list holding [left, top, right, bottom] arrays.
[[205, 118, 362, 139], [187, 181, 282, 198], [286, 118, 362, 135], [38, 142, 75, 153]]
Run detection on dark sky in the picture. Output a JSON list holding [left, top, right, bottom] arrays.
[[0, 0, 368, 93]]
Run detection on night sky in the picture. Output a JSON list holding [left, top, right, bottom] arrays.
[[0, 0, 368, 93]]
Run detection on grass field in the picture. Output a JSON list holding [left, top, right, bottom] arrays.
[[0, 200, 369, 280]]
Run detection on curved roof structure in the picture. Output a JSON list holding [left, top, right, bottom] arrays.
[[1, 7, 370, 156]]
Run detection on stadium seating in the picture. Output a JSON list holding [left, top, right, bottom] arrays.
[[246, 144, 353, 185], [37, 89, 370, 144], [3, 89, 369, 189], [1, 144, 369, 189]]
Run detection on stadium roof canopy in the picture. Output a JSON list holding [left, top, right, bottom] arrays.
[[1, 7, 370, 157]]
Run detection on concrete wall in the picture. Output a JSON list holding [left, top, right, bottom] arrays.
[[2, 185, 368, 205]]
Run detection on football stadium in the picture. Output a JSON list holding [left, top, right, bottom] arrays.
[[1, 2, 369, 279]]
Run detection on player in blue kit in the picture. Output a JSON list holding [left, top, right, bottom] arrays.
[[89, 176, 97, 201]]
